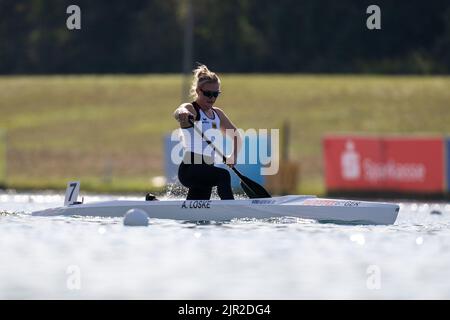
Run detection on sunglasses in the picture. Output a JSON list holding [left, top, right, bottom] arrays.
[[200, 89, 221, 98]]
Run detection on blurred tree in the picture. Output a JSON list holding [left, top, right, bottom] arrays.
[[434, 5, 450, 72], [0, 0, 449, 74]]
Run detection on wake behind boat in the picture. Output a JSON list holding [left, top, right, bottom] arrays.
[[31, 182, 400, 225]]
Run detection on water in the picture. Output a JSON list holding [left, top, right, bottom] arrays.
[[1, 192, 450, 299]]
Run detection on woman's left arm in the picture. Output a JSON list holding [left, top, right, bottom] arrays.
[[214, 107, 242, 167]]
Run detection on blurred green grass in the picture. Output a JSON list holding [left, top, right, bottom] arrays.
[[0, 74, 449, 195]]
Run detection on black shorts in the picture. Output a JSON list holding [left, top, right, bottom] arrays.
[[178, 153, 234, 200]]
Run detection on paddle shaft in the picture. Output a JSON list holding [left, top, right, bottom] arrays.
[[187, 117, 271, 198], [188, 118, 236, 169]]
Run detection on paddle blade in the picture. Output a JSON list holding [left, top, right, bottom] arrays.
[[240, 180, 258, 199], [239, 174, 271, 199]]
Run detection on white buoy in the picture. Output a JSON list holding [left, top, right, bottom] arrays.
[[123, 208, 149, 226]]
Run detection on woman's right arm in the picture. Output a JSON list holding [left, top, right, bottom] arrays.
[[173, 103, 197, 128]]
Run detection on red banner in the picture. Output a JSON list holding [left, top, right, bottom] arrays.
[[324, 135, 444, 193]]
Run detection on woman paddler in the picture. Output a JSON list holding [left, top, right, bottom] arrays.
[[173, 64, 241, 200]]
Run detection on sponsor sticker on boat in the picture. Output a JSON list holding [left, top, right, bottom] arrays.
[[303, 199, 360, 207], [181, 200, 212, 209], [251, 199, 276, 205]]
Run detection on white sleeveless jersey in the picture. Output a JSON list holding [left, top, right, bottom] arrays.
[[180, 107, 221, 159]]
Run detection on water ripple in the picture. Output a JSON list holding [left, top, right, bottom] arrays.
[[1, 193, 450, 299]]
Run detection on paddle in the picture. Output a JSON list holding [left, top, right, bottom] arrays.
[[188, 117, 271, 199]]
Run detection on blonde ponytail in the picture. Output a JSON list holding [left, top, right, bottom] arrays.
[[189, 64, 221, 100]]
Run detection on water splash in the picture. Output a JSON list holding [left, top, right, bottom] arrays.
[[161, 183, 249, 200], [162, 183, 188, 200]]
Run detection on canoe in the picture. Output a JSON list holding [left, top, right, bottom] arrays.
[[31, 182, 399, 225]]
